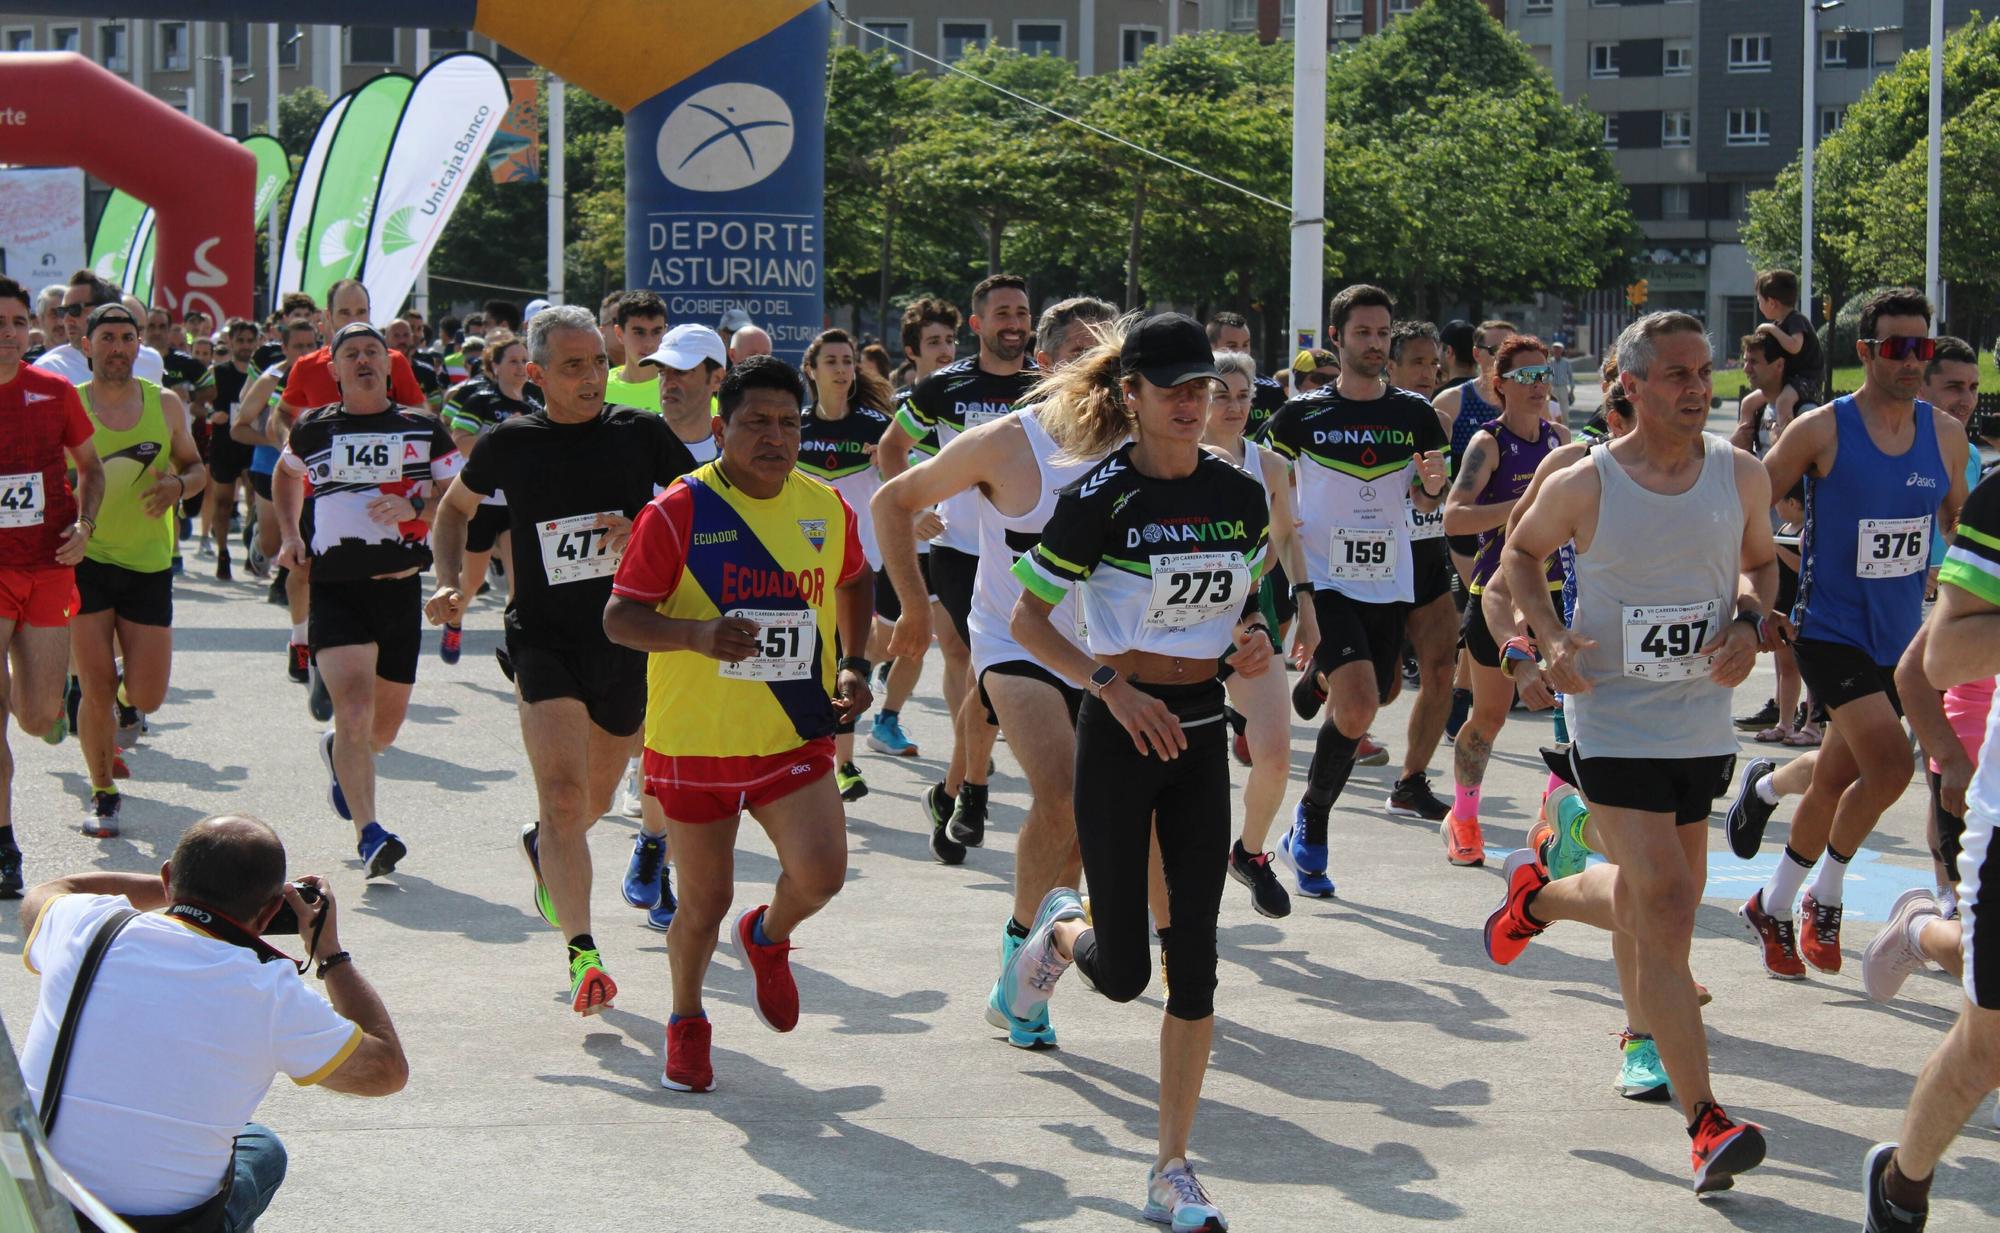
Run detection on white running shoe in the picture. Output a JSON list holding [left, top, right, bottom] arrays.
[[1003, 887, 1084, 1023], [618, 758, 643, 818], [1861, 888, 1939, 1004], [1143, 1158, 1227, 1231]]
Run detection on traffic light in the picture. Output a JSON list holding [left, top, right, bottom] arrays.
[[1626, 279, 1650, 307]]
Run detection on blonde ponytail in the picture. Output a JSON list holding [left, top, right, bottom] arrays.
[[1029, 312, 1141, 465]]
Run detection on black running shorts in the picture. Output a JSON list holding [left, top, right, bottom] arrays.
[[75, 559, 173, 628], [466, 504, 511, 555], [928, 544, 977, 645], [309, 574, 423, 685], [509, 636, 646, 738], [1791, 636, 1904, 717], [1308, 587, 1407, 704], [1412, 539, 1455, 609], [1567, 744, 1736, 827]]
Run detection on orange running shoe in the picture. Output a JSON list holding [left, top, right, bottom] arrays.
[[1441, 812, 1485, 867], [1799, 891, 1844, 973], [1484, 849, 1549, 965], [1738, 889, 1805, 979], [1689, 1102, 1766, 1194]]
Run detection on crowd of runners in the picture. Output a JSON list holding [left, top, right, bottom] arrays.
[[3, 261, 1997, 1232]]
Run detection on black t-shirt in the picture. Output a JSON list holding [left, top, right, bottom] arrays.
[[1248, 373, 1286, 440], [442, 377, 541, 437], [22, 345, 45, 365], [160, 349, 206, 393], [408, 356, 445, 403], [892, 357, 1038, 442], [1780, 309, 1824, 389], [458, 407, 699, 647], [252, 341, 285, 371], [202, 361, 252, 416], [283, 405, 465, 582]]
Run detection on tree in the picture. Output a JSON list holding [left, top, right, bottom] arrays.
[[822, 46, 934, 331]]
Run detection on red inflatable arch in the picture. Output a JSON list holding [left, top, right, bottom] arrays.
[[0, 53, 255, 319]]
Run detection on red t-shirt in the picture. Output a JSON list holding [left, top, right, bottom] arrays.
[[281, 346, 426, 411], [0, 366, 94, 568]]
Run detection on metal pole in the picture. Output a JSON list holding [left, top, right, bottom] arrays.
[[1801, 0, 1815, 322], [1290, 0, 1327, 355], [267, 23, 281, 313], [1925, 0, 1943, 315], [548, 74, 566, 305], [413, 27, 430, 319], [219, 53, 232, 137]]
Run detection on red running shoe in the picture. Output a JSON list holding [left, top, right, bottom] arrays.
[[1441, 811, 1485, 867], [1799, 890, 1843, 974], [1738, 889, 1805, 979], [661, 1016, 715, 1093], [1483, 848, 1549, 965], [1689, 1103, 1766, 1194], [733, 905, 800, 1032]]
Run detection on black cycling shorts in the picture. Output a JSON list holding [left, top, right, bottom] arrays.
[[509, 636, 646, 738], [75, 559, 173, 627], [1792, 635, 1904, 717], [309, 574, 423, 685], [1460, 589, 1502, 669], [1412, 538, 1455, 609], [1308, 587, 1407, 704], [978, 659, 1083, 728], [928, 544, 978, 645], [249, 470, 274, 502], [874, 567, 901, 623], [1568, 744, 1736, 826]]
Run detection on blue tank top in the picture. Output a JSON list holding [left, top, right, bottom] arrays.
[[250, 444, 279, 475], [1449, 380, 1500, 473], [1793, 395, 1949, 662]]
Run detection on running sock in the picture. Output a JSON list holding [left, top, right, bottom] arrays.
[[1883, 1152, 1932, 1214], [567, 934, 597, 959], [1808, 843, 1852, 906], [291, 621, 308, 643], [1301, 727, 1360, 844], [959, 782, 987, 809], [751, 913, 775, 947], [1762, 845, 1814, 919], [880, 708, 899, 723], [1454, 782, 1481, 823], [1545, 772, 1566, 801], [1006, 917, 1031, 941], [1907, 910, 1937, 961], [667, 1011, 706, 1025], [1551, 705, 1569, 745], [1755, 774, 1780, 806]]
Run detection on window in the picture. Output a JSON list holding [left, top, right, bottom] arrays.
[[51, 25, 81, 55], [1524, 0, 1554, 12], [1388, 0, 1417, 15], [157, 21, 187, 70], [1873, 30, 1902, 64], [277, 24, 300, 67], [1819, 106, 1846, 141], [1227, 0, 1258, 29], [941, 20, 989, 62], [430, 28, 471, 53], [1663, 110, 1692, 147], [227, 22, 251, 62], [1334, 0, 1363, 17], [1821, 34, 1847, 68], [1015, 22, 1064, 58], [3, 29, 32, 53], [1728, 34, 1771, 72], [860, 21, 912, 70], [1664, 40, 1692, 76], [1591, 43, 1620, 79], [1663, 184, 1691, 219], [230, 99, 251, 138], [98, 24, 127, 73], [1726, 107, 1770, 146], [1121, 26, 1160, 69], [1602, 113, 1620, 149], [347, 27, 397, 65]]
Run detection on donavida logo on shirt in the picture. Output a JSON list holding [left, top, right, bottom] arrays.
[[656, 84, 795, 193]]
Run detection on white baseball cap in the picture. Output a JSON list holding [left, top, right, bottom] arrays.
[[641, 324, 727, 372]]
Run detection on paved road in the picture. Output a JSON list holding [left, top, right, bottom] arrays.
[[2, 558, 1995, 1232]]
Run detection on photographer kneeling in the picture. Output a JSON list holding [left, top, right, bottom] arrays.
[[17, 814, 407, 1230]]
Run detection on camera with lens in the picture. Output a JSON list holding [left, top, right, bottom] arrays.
[[263, 881, 323, 936]]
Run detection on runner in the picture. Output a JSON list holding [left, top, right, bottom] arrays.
[[234, 320, 319, 686], [1383, 319, 1456, 822], [1000, 312, 1268, 1232], [597, 292, 628, 371], [1206, 349, 1315, 917], [604, 292, 670, 415], [1432, 319, 1514, 740], [427, 305, 697, 1016], [878, 274, 1037, 852], [1860, 467, 2000, 1232], [436, 330, 543, 665], [1204, 312, 1285, 437], [191, 319, 262, 580], [276, 281, 427, 425], [727, 325, 773, 365], [1733, 288, 1966, 976], [386, 318, 446, 412], [1439, 336, 1570, 865], [873, 295, 1115, 1051], [603, 354, 873, 1094], [862, 297, 961, 762], [273, 322, 464, 880], [71, 305, 206, 835], [1267, 284, 1449, 898], [33, 272, 166, 387], [1484, 310, 1777, 1194], [0, 276, 102, 893], [253, 294, 315, 371], [796, 328, 895, 802]]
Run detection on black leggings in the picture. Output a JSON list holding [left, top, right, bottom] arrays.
[[1072, 678, 1230, 1021], [1929, 767, 1967, 884]]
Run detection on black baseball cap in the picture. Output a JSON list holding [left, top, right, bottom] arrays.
[[1119, 313, 1219, 387], [84, 303, 140, 337], [330, 321, 386, 358]]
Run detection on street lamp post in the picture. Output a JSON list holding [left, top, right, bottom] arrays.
[[1926, 0, 1943, 315], [1289, 2, 1329, 354]]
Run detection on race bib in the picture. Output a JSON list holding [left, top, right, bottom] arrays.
[[1145, 551, 1248, 629], [1621, 600, 1720, 681], [326, 432, 403, 484], [537, 512, 622, 585], [1328, 526, 1395, 582], [963, 404, 1011, 431], [1407, 502, 1446, 541], [1856, 516, 1929, 579], [717, 609, 816, 682], [0, 472, 46, 529]]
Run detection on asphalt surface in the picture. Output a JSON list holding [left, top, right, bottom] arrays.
[[3, 462, 1997, 1232]]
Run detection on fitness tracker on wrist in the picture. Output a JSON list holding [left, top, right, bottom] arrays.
[[1088, 664, 1119, 695]]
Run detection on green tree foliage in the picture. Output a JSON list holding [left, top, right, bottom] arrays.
[[1744, 16, 2000, 341]]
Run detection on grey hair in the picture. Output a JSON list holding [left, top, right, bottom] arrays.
[[1036, 295, 1119, 357], [1614, 311, 1707, 380], [528, 304, 602, 365], [1213, 350, 1257, 384], [36, 283, 65, 312]]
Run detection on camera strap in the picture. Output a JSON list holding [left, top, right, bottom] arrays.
[[164, 902, 309, 974], [40, 907, 139, 1138]]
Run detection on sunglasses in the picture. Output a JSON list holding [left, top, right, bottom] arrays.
[[1501, 364, 1553, 386], [1298, 369, 1339, 387], [1865, 336, 1937, 362], [57, 304, 86, 318]]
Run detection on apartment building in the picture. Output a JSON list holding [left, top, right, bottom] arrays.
[[844, 2, 1204, 74]]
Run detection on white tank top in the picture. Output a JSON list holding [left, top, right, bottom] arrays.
[[968, 407, 1106, 677], [1567, 432, 1742, 759], [1204, 438, 1270, 505]]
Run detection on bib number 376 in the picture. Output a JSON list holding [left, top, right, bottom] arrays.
[[1856, 516, 1929, 579], [718, 609, 815, 682]]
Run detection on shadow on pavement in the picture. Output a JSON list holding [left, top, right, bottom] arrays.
[[355, 872, 546, 944], [1209, 1015, 1492, 1128]]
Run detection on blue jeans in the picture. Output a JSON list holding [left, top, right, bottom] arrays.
[[222, 1124, 287, 1232]]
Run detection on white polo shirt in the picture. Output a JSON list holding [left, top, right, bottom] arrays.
[[20, 894, 360, 1216], [32, 342, 167, 387]]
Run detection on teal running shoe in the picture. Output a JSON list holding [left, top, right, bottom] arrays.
[[1545, 786, 1595, 881], [1615, 1032, 1673, 1103], [985, 926, 1057, 1048]]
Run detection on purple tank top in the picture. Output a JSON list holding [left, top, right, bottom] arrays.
[[1469, 416, 1564, 592]]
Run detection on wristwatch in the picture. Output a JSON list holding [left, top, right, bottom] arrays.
[[837, 655, 871, 676], [407, 494, 427, 515], [1088, 664, 1119, 696]]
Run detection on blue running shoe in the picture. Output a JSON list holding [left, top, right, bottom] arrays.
[[357, 823, 406, 879], [1144, 1158, 1228, 1232], [645, 869, 678, 932], [319, 729, 351, 821], [1001, 888, 1084, 1027], [1545, 787, 1595, 881], [1275, 806, 1334, 898], [622, 832, 666, 909], [865, 712, 919, 757], [985, 928, 1058, 1048], [1615, 1032, 1673, 1103]]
